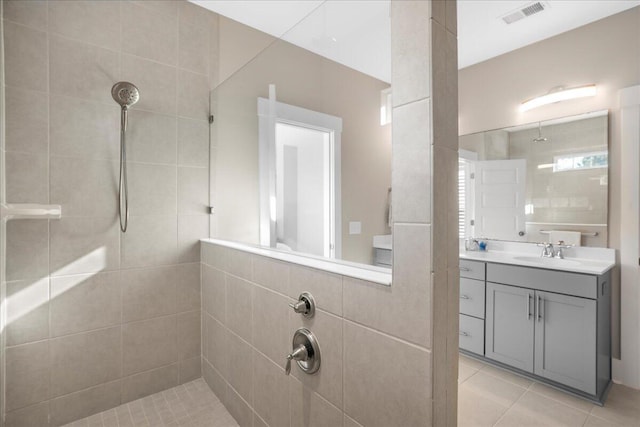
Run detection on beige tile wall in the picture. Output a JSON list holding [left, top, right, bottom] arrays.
[[201, 242, 432, 427], [391, 0, 459, 425], [2, 1, 216, 425]]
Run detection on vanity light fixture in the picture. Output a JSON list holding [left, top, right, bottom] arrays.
[[519, 84, 596, 112]]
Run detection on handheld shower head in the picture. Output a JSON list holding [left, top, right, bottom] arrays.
[[112, 81, 140, 233], [111, 81, 139, 109]]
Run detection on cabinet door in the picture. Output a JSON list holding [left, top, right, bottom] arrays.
[[486, 282, 535, 372], [534, 291, 596, 394]]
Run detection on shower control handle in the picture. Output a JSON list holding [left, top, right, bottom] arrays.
[[285, 344, 308, 375], [285, 328, 321, 375], [289, 292, 316, 318]]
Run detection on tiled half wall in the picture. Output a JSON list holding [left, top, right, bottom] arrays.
[[201, 241, 432, 427]]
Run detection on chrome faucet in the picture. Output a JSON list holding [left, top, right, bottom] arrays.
[[539, 243, 555, 258], [553, 241, 573, 259], [538, 241, 573, 259]]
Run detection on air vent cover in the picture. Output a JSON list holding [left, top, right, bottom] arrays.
[[501, 2, 548, 25]]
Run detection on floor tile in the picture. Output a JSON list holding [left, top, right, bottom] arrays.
[[461, 371, 527, 408], [495, 391, 589, 427], [529, 382, 594, 414], [480, 364, 534, 389], [459, 362, 479, 384], [63, 379, 238, 427], [583, 415, 622, 426], [458, 386, 510, 427], [460, 353, 488, 370], [590, 383, 640, 426]]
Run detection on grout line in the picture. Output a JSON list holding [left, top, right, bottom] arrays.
[[45, 2, 53, 423], [491, 386, 529, 427]]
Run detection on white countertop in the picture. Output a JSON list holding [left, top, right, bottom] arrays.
[[460, 240, 615, 275]]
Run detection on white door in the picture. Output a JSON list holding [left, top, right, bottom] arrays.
[[275, 122, 331, 257], [258, 96, 343, 258], [474, 159, 526, 240]]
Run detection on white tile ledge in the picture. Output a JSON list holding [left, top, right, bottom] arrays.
[[201, 238, 392, 286], [1, 203, 62, 221]]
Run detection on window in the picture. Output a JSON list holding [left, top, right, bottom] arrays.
[[553, 151, 608, 172]]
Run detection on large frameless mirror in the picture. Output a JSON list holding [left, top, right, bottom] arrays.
[[458, 110, 609, 247]]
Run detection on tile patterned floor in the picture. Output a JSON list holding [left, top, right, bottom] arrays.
[[67, 358, 640, 427], [64, 379, 238, 427], [458, 354, 640, 427]]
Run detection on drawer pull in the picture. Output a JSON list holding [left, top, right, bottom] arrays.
[[459, 266, 471, 272], [460, 294, 470, 300], [459, 331, 470, 337]]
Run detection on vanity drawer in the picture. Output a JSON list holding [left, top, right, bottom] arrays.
[[460, 259, 485, 281], [459, 314, 484, 355], [487, 263, 597, 299], [460, 278, 485, 319]]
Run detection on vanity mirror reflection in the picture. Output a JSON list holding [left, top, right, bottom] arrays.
[[458, 111, 609, 247], [210, 1, 392, 267]]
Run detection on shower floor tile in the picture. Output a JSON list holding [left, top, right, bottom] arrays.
[[64, 379, 238, 427]]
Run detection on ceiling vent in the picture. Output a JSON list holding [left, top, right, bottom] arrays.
[[501, 2, 548, 25]]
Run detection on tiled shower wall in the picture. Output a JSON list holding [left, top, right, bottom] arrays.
[[201, 242, 432, 427], [2, 1, 217, 425]]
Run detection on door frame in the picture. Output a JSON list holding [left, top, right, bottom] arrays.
[[257, 97, 343, 258]]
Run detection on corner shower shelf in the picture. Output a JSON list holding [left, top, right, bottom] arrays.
[[1, 203, 62, 221]]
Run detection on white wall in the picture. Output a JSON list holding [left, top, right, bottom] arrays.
[[459, 6, 640, 388]]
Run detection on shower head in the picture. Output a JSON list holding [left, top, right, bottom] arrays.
[[111, 82, 139, 109], [533, 122, 548, 143]]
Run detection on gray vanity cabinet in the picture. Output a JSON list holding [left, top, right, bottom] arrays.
[[534, 291, 597, 394], [461, 258, 611, 402], [483, 263, 609, 398], [485, 284, 597, 394], [485, 282, 535, 373]]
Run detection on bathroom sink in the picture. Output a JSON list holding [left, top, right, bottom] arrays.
[[513, 256, 581, 267]]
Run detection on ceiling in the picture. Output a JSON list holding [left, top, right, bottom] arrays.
[[458, 0, 640, 69], [191, 0, 640, 82]]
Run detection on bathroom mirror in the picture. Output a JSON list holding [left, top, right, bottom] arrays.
[[210, 1, 392, 266], [458, 110, 609, 247]]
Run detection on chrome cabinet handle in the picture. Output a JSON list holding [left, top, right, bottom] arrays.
[[537, 295, 542, 322], [460, 294, 470, 300], [527, 293, 532, 319], [459, 331, 469, 337]]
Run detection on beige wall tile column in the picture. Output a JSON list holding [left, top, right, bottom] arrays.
[[391, 0, 459, 425]]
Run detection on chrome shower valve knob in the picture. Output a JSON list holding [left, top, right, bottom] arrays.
[[289, 292, 316, 318]]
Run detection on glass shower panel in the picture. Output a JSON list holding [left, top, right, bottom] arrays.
[[209, 0, 392, 266]]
